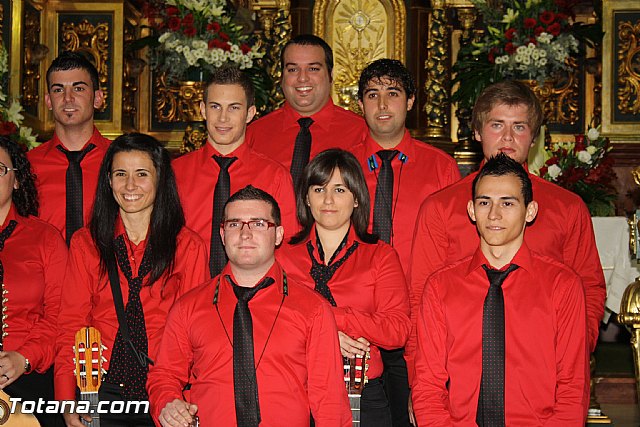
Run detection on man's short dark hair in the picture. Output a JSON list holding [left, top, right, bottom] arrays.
[[472, 153, 533, 205], [224, 185, 282, 226], [358, 58, 416, 100], [46, 51, 100, 92], [281, 34, 333, 78], [203, 66, 255, 107]]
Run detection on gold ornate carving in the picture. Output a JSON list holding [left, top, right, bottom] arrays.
[[22, 7, 47, 108], [60, 20, 110, 112], [180, 122, 208, 154], [617, 19, 640, 115], [619, 278, 640, 407], [154, 74, 205, 123], [251, 0, 292, 110], [523, 57, 580, 126], [314, 0, 405, 112], [424, 0, 449, 139]]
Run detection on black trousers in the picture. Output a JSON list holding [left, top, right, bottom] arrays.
[[4, 368, 64, 427], [95, 382, 154, 427], [361, 377, 393, 427], [380, 348, 411, 426]]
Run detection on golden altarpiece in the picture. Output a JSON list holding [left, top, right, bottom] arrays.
[[2, 0, 640, 419]]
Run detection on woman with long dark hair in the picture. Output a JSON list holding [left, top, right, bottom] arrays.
[[0, 136, 66, 426], [55, 133, 207, 427], [279, 148, 410, 426]]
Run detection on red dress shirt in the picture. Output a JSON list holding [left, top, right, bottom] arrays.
[[0, 204, 67, 373], [353, 130, 460, 274], [173, 142, 298, 254], [147, 261, 351, 427], [405, 169, 605, 382], [27, 127, 110, 242], [246, 99, 368, 169], [412, 244, 588, 426], [278, 225, 411, 380], [54, 219, 207, 400]]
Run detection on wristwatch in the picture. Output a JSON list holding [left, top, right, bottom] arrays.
[[23, 358, 31, 374]]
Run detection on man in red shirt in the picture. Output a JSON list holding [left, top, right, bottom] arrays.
[[405, 81, 604, 386], [28, 51, 110, 245], [354, 58, 460, 426], [148, 185, 351, 427], [246, 34, 367, 179], [173, 67, 297, 279], [412, 154, 588, 425]]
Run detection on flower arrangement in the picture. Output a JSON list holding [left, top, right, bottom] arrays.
[[535, 127, 617, 216], [452, 0, 599, 110], [142, 0, 263, 81], [0, 44, 38, 150]]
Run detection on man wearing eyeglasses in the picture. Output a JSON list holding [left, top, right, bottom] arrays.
[[172, 66, 297, 279], [148, 185, 351, 427]]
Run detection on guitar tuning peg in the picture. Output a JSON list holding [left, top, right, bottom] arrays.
[[101, 345, 107, 350], [101, 356, 107, 362], [72, 345, 76, 351]]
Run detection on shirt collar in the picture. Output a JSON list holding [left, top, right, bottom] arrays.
[[362, 129, 414, 165], [114, 214, 149, 254], [202, 140, 249, 167], [50, 126, 103, 153], [1, 203, 18, 227], [306, 223, 359, 261], [282, 99, 336, 132], [467, 241, 533, 277], [219, 259, 287, 295]]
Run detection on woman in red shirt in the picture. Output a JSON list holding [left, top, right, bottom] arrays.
[[0, 136, 66, 426], [279, 148, 410, 427], [55, 133, 207, 427]]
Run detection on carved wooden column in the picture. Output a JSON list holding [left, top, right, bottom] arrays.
[[423, 0, 449, 140]]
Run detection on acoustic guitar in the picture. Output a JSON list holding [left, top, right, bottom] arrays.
[[343, 352, 369, 426], [0, 283, 39, 426], [73, 327, 106, 427]]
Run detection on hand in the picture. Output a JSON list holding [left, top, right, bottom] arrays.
[[159, 399, 198, 427], [63, 409, 92, 427], [408, 390, 417, 426], [0, 351, 26, 389], [338, 331, 370, 359]]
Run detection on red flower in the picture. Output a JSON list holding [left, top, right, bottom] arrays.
[[546, 156, 559, 165], [182, 13, 194, 25], [524, 18, 537, 29], [207, 22, 221, 33], [504, 42, 517, 55], [208, 39, 227, 50], [504, 28, 517, 40], [547, 23, 561, 36], [488, 47, 497, 63], [534, 26, 545, 36], [221, 42, 231, 52], [528, 37, 537, 45], [183, 25, 197, 37], [574, 133, 585, 144], [0, 121, 17, 136], [540, 11, 555, 25], [168, 17, 181, 31], [219, 31, 230, 42], [208, 39, 217, 50], [166, 6, 179, 16], [556, 13, 568, 21], [240, 43, 251, 54], [539, 166, 548, 176]]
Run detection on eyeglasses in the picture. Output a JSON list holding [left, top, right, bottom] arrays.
[[0, 162, 18, 177], [221, 219, 276, 231]]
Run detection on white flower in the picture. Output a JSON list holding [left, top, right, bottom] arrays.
[[19, 126, 38, 148], [587, 128, 600, 141], [577, 150, 592, 164], [586, 145, 597, 155], [6, 100, 24, 124], [548, 164, 562, 180]]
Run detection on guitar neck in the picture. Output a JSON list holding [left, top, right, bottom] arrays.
[[349, 394, 361, 426], [79, 390, 100, 426]]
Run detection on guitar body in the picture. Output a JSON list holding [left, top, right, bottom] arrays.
[[74, 327, 105, 427], [344, 352, 370, 426], [0, 390, 40, 427]]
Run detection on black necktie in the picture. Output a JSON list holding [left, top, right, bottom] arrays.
[[290, 117, 314, 186], [107, 235, 153, 400], [373, 150, 398, 244], [210, 156, 237, 278], [231, 276, 275, 427], [476, 263, 520, 427], [307, 231, 358, 307], [57, 144, 96, 246], [0, 220, 17, 350]]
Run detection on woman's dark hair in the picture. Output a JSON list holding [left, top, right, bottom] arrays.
[[290, 148, 376, 245], [0, 136, 38, 217], [90, 133, 185, 286]]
